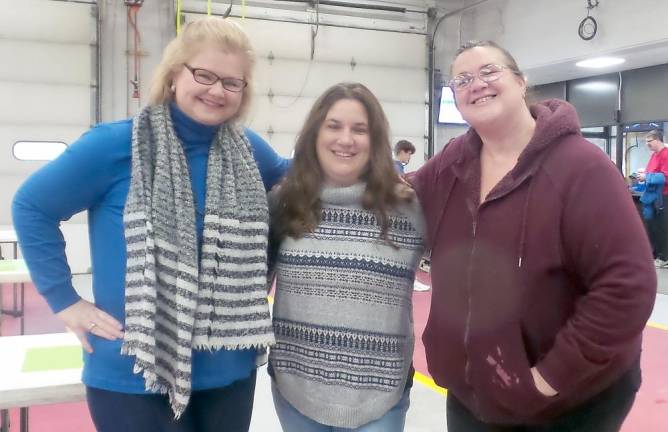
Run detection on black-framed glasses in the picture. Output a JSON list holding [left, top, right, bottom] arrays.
[[448, 63, 511, 91], [184, 64, 247, 92]]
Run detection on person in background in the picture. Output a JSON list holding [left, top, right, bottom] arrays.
[[12, 17, 288, 432], [268, 82, 424, 431], [629, 168, 646, 193], [638, 129, 668, 267], [393, 139, 416, 174], [411, 40, 656, 431]]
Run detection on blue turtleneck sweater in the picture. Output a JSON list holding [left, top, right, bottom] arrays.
[[12, 104, 289, 393]]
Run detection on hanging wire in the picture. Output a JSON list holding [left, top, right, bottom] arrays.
[[242, 0, 246, 19], [176, 0, 182, 34], [223, 1, 233, 18], [310, 0, 319, 60], [127, 4, 142, 105], [270, 61, 314, 109], [270, 3, 319, 109]]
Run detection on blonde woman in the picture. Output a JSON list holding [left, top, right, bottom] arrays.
[[13, 17, 288, 431]]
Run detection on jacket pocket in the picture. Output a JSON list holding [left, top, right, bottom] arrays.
[[472, 329, 553, 420]]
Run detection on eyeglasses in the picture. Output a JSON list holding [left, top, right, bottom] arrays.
[[184, 64, 247, 92], [448, 64, 512, 91]]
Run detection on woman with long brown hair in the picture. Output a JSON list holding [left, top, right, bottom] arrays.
[[268, 82, 424, 431]]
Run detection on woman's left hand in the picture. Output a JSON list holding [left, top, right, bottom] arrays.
[[530, 367, 558, 397]]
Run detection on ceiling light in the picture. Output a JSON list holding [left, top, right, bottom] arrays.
[[574, 81, 618, 92], [575, 57, 625, 68]]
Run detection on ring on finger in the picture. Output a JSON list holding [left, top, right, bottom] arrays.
[[88, 322, 97, 331]]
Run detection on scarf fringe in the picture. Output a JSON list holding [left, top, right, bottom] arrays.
[[121, 337, 274, 419], [191, 335, 276, 352]]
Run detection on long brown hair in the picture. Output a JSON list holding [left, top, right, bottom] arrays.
[[275, 82, 410, 240]]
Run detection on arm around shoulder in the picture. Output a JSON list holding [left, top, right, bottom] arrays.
[[245, 127, 290, 191]]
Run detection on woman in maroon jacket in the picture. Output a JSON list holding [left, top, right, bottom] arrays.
[[411, 41, 656, 431]]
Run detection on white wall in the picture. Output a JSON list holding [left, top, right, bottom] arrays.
[[0, 0, 95, 226], [0, 1, 173, 271], [431, 0, 668, 154], [184, 0, 430, 172], [2, 1, 432, 271], [434, 0, 668, 85], [227, 17, 428, 172], [99, 0, 174, 121], [0, 223, 89, 274]]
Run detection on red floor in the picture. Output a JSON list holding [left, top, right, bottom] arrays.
[[2, 274, 667, 431], [1, 283, 95, 431]]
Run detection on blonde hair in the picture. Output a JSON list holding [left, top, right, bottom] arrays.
[[149, 17, 255, 121]]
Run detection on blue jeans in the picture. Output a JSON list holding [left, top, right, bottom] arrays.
[[271, 381, 411, 432]]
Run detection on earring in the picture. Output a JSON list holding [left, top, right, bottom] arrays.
[[170, 84, 176, 92]]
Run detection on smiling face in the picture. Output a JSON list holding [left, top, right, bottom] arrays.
[[451, 46, 527, 128], [172, 45, 246, 125], [316, 98, 371, 187]]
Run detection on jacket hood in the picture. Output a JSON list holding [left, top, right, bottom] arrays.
[[448, 99, 584, 269], [519, 99, 582, 171], [453, 99, 582, 180]]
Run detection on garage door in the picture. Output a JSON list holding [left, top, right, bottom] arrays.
[[183, 0, 428, 170]]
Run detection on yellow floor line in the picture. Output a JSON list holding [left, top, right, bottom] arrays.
[[267, 295, 667, 397], [647, 321, 668, 331], [413, 371, 447, 396]]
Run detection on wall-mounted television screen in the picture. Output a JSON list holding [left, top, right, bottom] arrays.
[[438, 86, 467, 125]]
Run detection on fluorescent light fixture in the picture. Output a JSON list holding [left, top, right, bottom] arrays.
[[13, 141, 67, 161], [574, 81, 618, 92], [575, 57, 625, 68]]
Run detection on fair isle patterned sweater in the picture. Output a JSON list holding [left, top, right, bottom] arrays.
[[270, 183, 425, 428]]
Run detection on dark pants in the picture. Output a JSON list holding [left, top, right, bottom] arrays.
[[446, 364, 640, 432], [645, 202, 668, 260], [86, 370, 257, 432]]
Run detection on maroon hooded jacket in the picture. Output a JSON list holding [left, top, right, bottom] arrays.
[[412, 99, 656, 424]]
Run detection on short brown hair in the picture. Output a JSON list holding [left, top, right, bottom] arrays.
[[647, 129, 664, 143], [275, 82, 411, 241], [394, 140, 415, 156]]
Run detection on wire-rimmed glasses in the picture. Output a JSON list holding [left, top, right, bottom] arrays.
[[448, 64, 511, 91]]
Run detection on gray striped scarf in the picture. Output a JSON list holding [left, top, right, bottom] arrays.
[[121, 104, 275, 418]]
